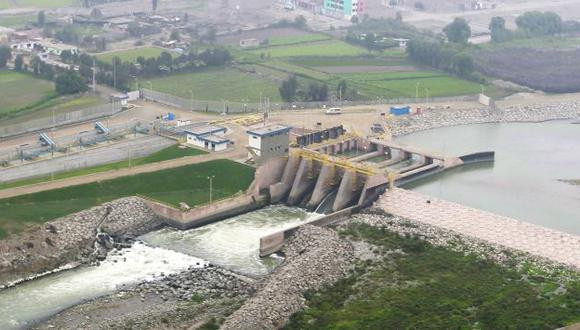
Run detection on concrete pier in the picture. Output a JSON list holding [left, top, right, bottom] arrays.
[[377, 188, 580, 269], [333, 170, 360, 212], [287, 158, 316, 205], [269, 155, 300, 203], [306, 164, 337, 209]]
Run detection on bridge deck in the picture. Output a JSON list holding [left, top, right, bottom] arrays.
[[377, 188, 580, 269]]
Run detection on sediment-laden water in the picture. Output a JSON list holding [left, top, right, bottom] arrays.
[[398, 120, 580, 235], [141, 205, 321, 276], [0, 205, 317, 329]]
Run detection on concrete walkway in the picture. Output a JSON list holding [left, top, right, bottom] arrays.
[[377, 188, 580, 269], [0, 149, 246, 199]]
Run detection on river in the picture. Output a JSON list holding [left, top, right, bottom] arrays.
[[0, 205, 317, 329], [397, 120, 580, 235]]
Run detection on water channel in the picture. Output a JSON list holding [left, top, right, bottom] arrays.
[[0, 205, 317, 329], [398, 120, 580, 235]]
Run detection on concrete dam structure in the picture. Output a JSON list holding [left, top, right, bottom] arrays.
[[253, 135, 489, 215]]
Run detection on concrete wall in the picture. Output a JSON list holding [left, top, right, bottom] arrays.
[[143, 194, 268, 230]]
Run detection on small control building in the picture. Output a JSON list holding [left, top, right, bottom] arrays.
[[247, 125, 291, 163], [186, 125, 230, 152]]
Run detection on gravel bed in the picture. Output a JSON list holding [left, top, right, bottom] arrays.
[[0, 197, 163, 287], [389, 101, 580, 136], [222, 225, 354, 330]]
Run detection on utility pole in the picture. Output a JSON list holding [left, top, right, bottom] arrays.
[[207, 175, 215, 204], [190, 90, 194, 111], [113, 60, 117, 90], [92, 58, 96, 92]]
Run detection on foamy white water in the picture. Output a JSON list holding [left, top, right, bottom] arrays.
[[141, 205, 321, 276], [0, 242, 204, 330]]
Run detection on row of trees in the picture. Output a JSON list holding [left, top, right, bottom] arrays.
[[490, 11, 580, 43], [406, 39, 482, 82], [279, 76, 329, 102], [56, 47, 231, 91]]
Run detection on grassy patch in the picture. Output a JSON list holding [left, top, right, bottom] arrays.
[[0, 71, 55, 115], [95, 47, 178, 63], [251, 40, 368, 58], [0, 94, 105, 126], [0, 144, 207, 190], [339, 71, 482, 98], [0, 14, 34, 28], [144, 67, 283, 102], [267, 34, 331, 47], [0, 159, 254, 236], [285, 223, 580, 329]]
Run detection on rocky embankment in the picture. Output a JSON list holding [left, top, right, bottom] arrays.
[[37, 264, 255, 329], [349, 209, 579, 280], [222, 225, 354, 329], [0, 197, 163, 287], [389, 101, 580, 136]]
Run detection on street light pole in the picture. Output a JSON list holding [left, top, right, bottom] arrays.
[[415, 82, 420, 103], [190, 90, 194, 112], [207, 176, 215, 204], [147, 81, 153, 90]]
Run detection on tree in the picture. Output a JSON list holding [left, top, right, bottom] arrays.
[[55, 71, 89, 95], [516, 11, 563, 36], [443, 18, 471, 44], [152, 0, 158, 12], [0, 46, 11, 68], [170, 30, 180, 41], [37, 10, 46, 27], [14, 54, 24, 72], [414, 2, 425, 11], [337, 80, 348, 99], [489, 16, 509, 42], [396, 11, 403, 22], [294, 16, 308, 30], [351, 15, 359, 24], [279, 75, 298, 102], [90, 8, 103, 18]]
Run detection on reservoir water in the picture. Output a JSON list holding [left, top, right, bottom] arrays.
[[0, 205, 317, 329], [397, 120, 580, 235]]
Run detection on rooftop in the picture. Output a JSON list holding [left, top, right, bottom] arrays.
[[186, 124, 226, 136], [247, 125, 291, 137], [200, 135, 230, 144]]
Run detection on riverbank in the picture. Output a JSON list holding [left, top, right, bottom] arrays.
[[388, 101, 580, 136], [0, 197, 163, 288], [35, 264, 255, 329], [284, 211, 580, 329]]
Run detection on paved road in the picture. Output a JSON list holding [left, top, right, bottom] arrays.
[[0, 147, 247, 200], [378, 188, 580, 269]]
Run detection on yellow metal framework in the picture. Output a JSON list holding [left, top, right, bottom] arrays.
[[292, 148, 377, 176]]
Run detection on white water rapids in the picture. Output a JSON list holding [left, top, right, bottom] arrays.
[[0, 205, 318, 329]]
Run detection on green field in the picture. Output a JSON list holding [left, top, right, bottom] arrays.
[[0, 71, 55, 115], [0, 0, 76, 9], [146, 67, 283, 102], [286, 223, 580, 329], [96, 47, 178, 63], [338, 71, 482, 98], [0, 159, 254, 238], [0, 144, 207, 191], [267, 34, 331, 47], [251, 40, 368, 58], [0, 14, 34, 28], [288, 55, 410, 68]]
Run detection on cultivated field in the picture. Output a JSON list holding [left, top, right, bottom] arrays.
[[268, 34, 331, 47], [0, 14, 34, 28], [0, 71, 55, 116], [95, 47, 178, 63], [476, 47, 580, 93], [250, 40, 368, 58], [0, 159, 254, 238], [146, 67, 284, 102], [0, 0, 76, 9]]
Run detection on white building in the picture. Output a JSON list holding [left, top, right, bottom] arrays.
[[186, 125, 230, 152], [247, 125, 291, 163]]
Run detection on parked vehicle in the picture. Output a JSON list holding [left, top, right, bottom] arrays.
[[325, 107, 342, 115]]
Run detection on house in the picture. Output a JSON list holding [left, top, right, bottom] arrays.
[[0, 27, 14, 44], [393, 38, 409, 48], [247, 125, 291, 163], [186, 125, 230, 152], [39, 40, 79, 56], [239, 38, 259, 49], [323, 0, 364, 19]]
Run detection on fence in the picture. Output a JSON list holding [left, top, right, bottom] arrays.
[[140, 88, 480, 114], [0, 101, 123, 138]]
